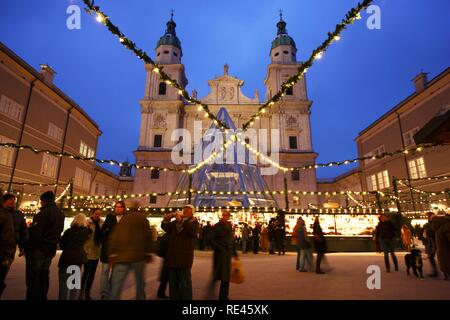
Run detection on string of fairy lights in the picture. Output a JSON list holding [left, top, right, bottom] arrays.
[[398, 176, 450, 183], [2, 141, 446, 176], [0, 180, 66, 187], [397, 179, 449, 196], [82, 0, 373, 133], [66, 189, 382, 201]]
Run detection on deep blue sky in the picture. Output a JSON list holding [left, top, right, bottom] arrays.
[[1, 0, 449, 179]]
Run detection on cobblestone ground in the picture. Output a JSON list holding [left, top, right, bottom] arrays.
[[3, 251, 450, 300]]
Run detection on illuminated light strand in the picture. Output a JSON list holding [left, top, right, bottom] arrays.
[[0, 181, 65, 187], [233, 138, 444, 172], [1, 141, 447, 174], [397, 180, 448, 196], [55, 182, 72, 202], [346, 193, 368, 209], [69, 189, 386, 200], [398, 175, 450, 182]]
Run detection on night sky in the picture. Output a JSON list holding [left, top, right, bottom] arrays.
[[1, 0, 449, 179]]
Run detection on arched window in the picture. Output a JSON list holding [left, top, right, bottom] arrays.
[[158, 82, 167, 95]]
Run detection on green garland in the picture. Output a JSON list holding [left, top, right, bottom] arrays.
[[2, 141, 447, 173]]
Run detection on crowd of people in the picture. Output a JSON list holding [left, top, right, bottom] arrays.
[[374, 213, 450, 279], [1, 192, 450, 300]]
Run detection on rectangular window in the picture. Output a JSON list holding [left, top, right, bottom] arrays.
[[154, 134, 162, 148], [74, 167, 91, 191], [291, 171, 300, 181], [79, 141, 95, 158], [0, 135, 15, 166], [286, 87, 293, 95], [149, 195, 157, 204], [87, 148, 95, 159], [289, 136, 298, 149], [150, 169, 160, 179], [80, 141, 88, 156], [364, 145, 385, 164], [0, 95, 23, 121], [47, 123, 63, 142], [41, 153, 58, 178], [408, 157, 427, 179], [376, 170, 390, 190], [366, 175, 376, 191], [367, 171, 389, 191], [158, 82, 167, 95], [403, 127, 419, 147]]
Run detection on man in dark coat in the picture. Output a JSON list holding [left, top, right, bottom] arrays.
[[252, 223, 261, 254], [0, 202, 15, 298], [0, 193, 27, 298], [208, 211, 238, 300], [161, 204, 199, 300], [25, 191, 65, 300], [268, 219, 276, 254], [423, 212, 438, 277], [274, 220, 286, 255], [99, 200, 124, 300], [1, 194, 27, 257], [375, 214, 399, 273], [313, 217, 327, 274]]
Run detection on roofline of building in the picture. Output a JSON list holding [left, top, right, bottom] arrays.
[[95, 165, 134, 181], [317, 167, 361, 184], [356, 67, 450, 140], [0, 42, 102, 134]]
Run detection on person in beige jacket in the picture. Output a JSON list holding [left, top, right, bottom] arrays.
[[80, 208, 104, 300]]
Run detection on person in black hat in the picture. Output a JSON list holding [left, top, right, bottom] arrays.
[[24, 191, 65, 300]]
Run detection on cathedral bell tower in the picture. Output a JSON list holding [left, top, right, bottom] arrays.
[[134, 13, 188, 207], [263, 13, 318, 208]]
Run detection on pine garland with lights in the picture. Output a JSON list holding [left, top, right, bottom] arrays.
[[2, 141, 448, 174]]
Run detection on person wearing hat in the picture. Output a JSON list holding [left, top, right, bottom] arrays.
[[24, 191, 65, 300], [161, 204, 199, 300]]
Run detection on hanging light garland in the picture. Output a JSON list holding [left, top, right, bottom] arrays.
[[398, 175, 450, 183], [68, 188, 386, 201], [397, 179, 448, 196], [234, 137, 445, 172], [0, 180, 66, 187]]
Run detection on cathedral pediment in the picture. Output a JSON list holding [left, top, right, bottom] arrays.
[[200, 64, 259, 104]]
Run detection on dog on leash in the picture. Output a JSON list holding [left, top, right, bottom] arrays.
[[405, 248, 423, 279]]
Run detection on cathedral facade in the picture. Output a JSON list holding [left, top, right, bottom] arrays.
[[133, 16, 319, 209]]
